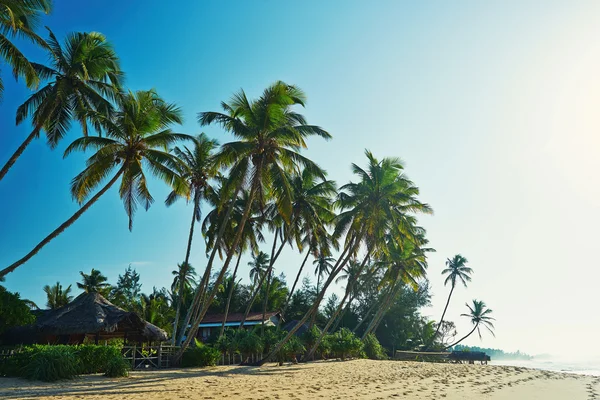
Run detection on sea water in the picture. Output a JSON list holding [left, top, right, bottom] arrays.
[[493, 357, 600, 376]]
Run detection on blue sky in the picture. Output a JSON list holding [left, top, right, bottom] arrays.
[[2, 1, 600, 357]]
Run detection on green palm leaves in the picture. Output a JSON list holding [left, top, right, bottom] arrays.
[[77, 268, 109, 294], [65, 89, 188, 230], [43, 281, 73, 309], [0, 27, 122, 181], [462, 299, 495, 339], [442, 254, 473, 288], [0, 0, 51, 98]]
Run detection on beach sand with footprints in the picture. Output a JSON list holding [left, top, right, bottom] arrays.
[[1, 359, 598, 400]]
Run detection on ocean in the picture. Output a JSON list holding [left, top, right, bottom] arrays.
[[493, 357, 600, 377]]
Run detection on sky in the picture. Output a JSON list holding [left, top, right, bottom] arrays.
[[1, 0, 599, 358]]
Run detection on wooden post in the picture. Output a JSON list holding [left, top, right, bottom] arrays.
[[157, 344, 162, 369], [94, 332, 99, 345], [132, 345, 136, 370]]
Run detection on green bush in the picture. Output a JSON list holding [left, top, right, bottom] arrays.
[[276, 335, 305, 365], [329, 328, 364, 361], [363, 333, 387, 360], [233, 329, 263, 362], [77, 345, 123, 374], [181, 339, 221, 368], [21, 345, 81, 382], [104, 356, 130, 377]]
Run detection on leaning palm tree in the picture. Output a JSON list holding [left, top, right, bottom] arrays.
[[0, 28, 123, 182], [176, 82, 330, 358], [77, 269, 109, 294], [0, 0, 52, 99], [444, 300, 495, 350], [43, 281, 73, 309], [166, 133, 219, 344], [430, 254, 472, 347], [267, 150, 432, 364], [0, 90, 189, 278], [170, 261, 196, 337]]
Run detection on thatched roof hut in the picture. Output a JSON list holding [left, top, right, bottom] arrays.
[[1, 292, 168, 345]]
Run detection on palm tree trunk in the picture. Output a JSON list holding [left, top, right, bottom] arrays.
[[331, 294, 355, 332], [280, 250, 310, 321], [239, 224, 292, 329], [257, 234, 362, 366], [352, 295, 381, 333], [176, 180, 259, 360], [362, 280, 400, 339], [261, 266, 272, 336], [0, 168, 123, 278], [304, 249, 372, 360], [428, 285, 455, 349], [0, 126, 40, 183], [220, 252, 242, 337], [443, 324, 478, 351], [172, 200, 198, 344], [176, 182, 243, 345]]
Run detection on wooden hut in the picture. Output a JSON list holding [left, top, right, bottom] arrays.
[[1, 292, 168, 345]]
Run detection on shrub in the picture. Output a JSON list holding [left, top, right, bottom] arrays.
[[276, 335, 305, 365], [329, 328, 364, 361], [104, 356, 130, 377], [233, 329, 263, 363], [181, 339, 221, 368], [21, 345, 81, 382], [363, 333, 387, 360], [77, 345, 123, 374]]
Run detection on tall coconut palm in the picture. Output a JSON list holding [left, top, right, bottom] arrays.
[[266, 150, 432, 364], [77, 268, 109, 294], [0, 28, 123, 182], [248, 251, 270, 289], [0, 90, 189, 278], [313, 254, 334, 294], [166, 133, 219, 343], [430, 254, 472, 347], [171, 262, 196, 295], [361, 237, 430, 339], [43, 281, 73, 309], [444, 299, 494, 350], [177, 82, 330, 358], [0, 0, 52, 98]]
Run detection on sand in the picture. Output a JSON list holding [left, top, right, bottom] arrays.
[[1, 359, 599, 399]]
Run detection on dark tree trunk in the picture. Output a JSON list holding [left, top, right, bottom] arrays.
[[443, 324, 478, 351], [176, 181, 243, 346], [428, 285, 455, 349], [0, 168, 123, 278], [220, 252, 242, 337], [175, 178, 259, 360], [304, 249, 372, 360], [0, 126, 40, 182], [258, 234, 362, 366], [172, 199, 199, 344]]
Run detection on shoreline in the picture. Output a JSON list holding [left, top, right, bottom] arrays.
[[1, 359, 599, 399]]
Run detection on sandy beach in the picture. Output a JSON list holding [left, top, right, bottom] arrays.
[[1, 359, 598, 400]]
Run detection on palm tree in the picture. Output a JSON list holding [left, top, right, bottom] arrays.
[[0, 28, 123, 182], [171, 262, 196, 295], [444, 300, 495, 350], [0, 90, 189, 278], [77, 269, 109, 294], [431, 254, 473, 347], [0, 0, 51, 99], [267, 150, 432, 364], [248, 251, 270, 289], [177, 82, 330, 357], [361, 237, 430, 339], [166, 133, 219, 343], [313, 254, 334, 294], [43, 281, 73, 309]]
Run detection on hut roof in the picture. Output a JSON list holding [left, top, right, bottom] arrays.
[[20, 292, 167, 343], [282, 320, 315, 337]]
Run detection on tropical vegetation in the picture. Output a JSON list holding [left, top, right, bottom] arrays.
[[0, 5, 496, 373]]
